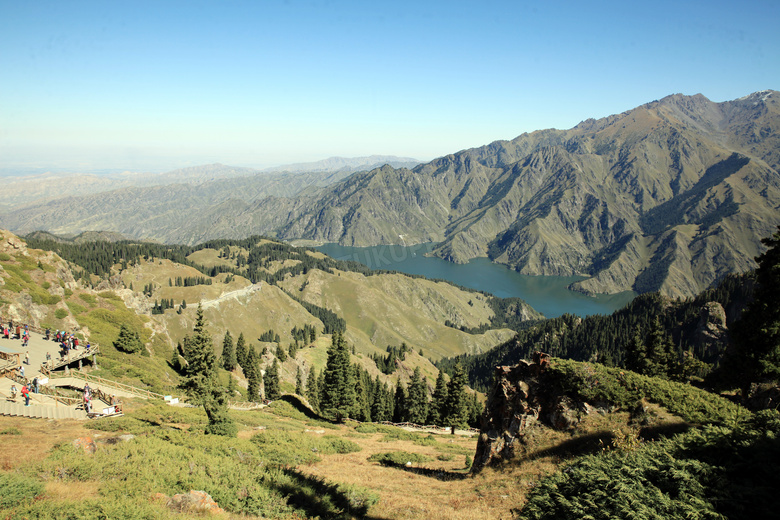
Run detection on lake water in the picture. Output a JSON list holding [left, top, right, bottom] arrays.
[[316, 243, 637, 318]]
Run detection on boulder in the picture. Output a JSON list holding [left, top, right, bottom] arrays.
[[166, 490, 224, 515], [72, 437, 97, 454]]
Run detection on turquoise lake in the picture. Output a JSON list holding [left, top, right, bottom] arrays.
[[315, 243, 637, 319]]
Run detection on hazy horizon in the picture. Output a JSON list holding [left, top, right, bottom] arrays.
[[2, 0, 778, 172]]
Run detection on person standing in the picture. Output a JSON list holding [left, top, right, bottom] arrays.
[[21, 384, 30, 406], [24, 351, 30, 365]]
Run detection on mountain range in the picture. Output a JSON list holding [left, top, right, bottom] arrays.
[[3, 91, 778, 297]]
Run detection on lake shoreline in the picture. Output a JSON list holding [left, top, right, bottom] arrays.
[[313, 243, 636, 318]]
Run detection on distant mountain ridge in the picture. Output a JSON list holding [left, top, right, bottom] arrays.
[[3, 91, 778, 297], [262, 155, 422, 173]]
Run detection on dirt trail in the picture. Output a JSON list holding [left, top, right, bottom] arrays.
[[200, 282, 263, 309]]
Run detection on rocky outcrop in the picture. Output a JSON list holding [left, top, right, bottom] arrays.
[[165, 490, 225, 515], [692, 301, 729, 360], [473, 352, 593, 472]]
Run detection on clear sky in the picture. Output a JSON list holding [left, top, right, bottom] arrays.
[[1, 0, 778, 172]]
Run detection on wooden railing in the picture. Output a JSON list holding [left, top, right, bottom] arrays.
[[43, 346, 100, 372], [3, 370, 81, 406], [48, 371, 168, 400]]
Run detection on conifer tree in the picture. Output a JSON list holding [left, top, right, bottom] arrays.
[[406, 367, 429, 424], [222, 330, 236, 371], [235, 332, 248, 371], [428, 370, 448, 425], [113, 323, 144, 354], [276, 343, 288, 362], [467, 392, 482, 427], [295, 366, 305, 395], [244, 348, 261, 402], [264, 358, 281, 400], [352, 364, 371, 421], [393, 383, 407, 423], [306, 368, 319, 411], [181, 305, 236, 436], [726, 226, 780, 395], [170, 343, 183, 372], [444, 363, 469, 433], [320, 331, 355, 421]]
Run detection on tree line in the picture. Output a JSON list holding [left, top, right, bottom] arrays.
[[437, 272, 755, 392]]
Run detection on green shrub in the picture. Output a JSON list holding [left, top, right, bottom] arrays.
[[79, 294, 97, 305], [54, 309, 68, 319], [367, 451, 432, 466], [0, 472, 44, 509], [0, 427, 22, 435], [67, 301, 87, 315], [518, 420, 780, 520], [548, 358, 745, 425], [354, 423, 377, 433], [9, 497, 170, 520], [321, 436, 361, 454]]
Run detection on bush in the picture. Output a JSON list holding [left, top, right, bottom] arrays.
[[548, 358, 745, 425], [367, 451, 432, 466], [0, 472, 44, 509], [518, 420, 780, 520]]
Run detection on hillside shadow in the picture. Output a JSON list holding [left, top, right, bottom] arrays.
[[507, 422, 693, 466], [278, 394, 328, 422], [380, 462, 471, 481], [269, 467, 387, 520]]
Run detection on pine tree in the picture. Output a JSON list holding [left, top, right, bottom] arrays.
[[264, 358, 281, 400], [276, 343, 288, 362], [306, 368, 319, 410], [406, 367, 429, 424], [467, 392, 482, 427], [113, 323, 143, 354], [393, 383, 407, 423], [235, 332, 248, 371], [352, 364, 371, 421], [245, 348, 261, 402], [222, 330, 236, 371], [319, 331, 355, 421], [181, 305, 236, 437], [444, 363, 469, 433], [726, 226, 780, 395], [295, 366, 305, 395], [428, 370, 448, 425]]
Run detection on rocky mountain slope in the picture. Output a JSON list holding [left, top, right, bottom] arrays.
[[3, 91, 778, 297]]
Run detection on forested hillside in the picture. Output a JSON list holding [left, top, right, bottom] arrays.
[[438, 272, 753, 391]]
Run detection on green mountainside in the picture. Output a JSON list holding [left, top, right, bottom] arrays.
[[8, 231, 539, 394], [2, 91, 778, 298], [2, 227, 780, 519]]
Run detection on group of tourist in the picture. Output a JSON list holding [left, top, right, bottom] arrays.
[[9, 381, 34, 406], [53, 330, 91, 360], [2, 322, 29, 342]]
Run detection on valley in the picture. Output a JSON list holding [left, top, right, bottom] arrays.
[[3, 91, 778, 298]]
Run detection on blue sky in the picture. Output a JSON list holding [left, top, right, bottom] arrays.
[[1, 0, 778, 172]]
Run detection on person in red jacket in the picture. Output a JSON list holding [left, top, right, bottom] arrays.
[[21, 384, 30, 406]]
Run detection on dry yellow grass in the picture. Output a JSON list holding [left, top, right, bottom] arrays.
[[0, 416, 94, 470], [296, 429, 562, 520]]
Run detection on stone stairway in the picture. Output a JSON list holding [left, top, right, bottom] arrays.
[[0, 400, 87, 420]]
